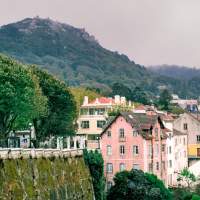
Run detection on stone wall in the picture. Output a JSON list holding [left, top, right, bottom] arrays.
[[0, 149, 94, 200]]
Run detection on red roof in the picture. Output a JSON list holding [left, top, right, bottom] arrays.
[[162, 128, 171, 133], [134, 104, 146, 110], [161, 114, 174, 121], [90, 97, 114, 104]]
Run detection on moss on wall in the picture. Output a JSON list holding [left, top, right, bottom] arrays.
[[0, 156, 94, 200]]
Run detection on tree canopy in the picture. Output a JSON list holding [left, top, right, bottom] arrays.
[[158, 89, 172, 110], [70, 87, 101, 111], [107, 169, 172, 200], [0, 54, 47, 138], [83, 149, 105, 200], [31, 66, 77, 142]]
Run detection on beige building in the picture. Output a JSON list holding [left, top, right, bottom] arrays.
[[173, 112, 200, 166], [77, 95, 132, 149]]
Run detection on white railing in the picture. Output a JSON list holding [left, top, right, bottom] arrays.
[[0, 148, 83, 159]]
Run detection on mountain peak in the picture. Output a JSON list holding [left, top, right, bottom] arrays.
[[1, 17, 98, 44]]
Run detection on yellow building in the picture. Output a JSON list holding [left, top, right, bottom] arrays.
[[188, 144, 200, 158]]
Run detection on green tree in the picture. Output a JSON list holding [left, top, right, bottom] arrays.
[[83, 149, 105, 200], [111, 83, 132, 100], [132, 86, 150, 105], [107, 169, 171, 200], [70, 87, 101, 112], [192, 194, 200, 200], [177, 168, 197, 190], [31, 66, 77, 142], [0, 54, 47, 138], [158, 89, 172, 110]]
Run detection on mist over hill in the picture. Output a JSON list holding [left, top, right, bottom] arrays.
[[148, 65, 200, 80], [0, 17, 200, 98]]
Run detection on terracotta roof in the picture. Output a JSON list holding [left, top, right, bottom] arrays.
[[160, 114, 174, 121], [101, 112, 166, 140], [173, 129, 187, 136], [162, 128, 172, 133], [90, 97, 114, 104], [134, 104, 146, 110]]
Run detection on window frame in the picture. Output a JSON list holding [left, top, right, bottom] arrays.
[[120, 145, 125, 155], [81, 120, 89, 129], [133, 130, 138, 137], [107, 131, 111, 137], [119, 163, 126, 172], [106, 163, 113, 173], [197, 135, 200, 142], [133, 145, 139, 155], [107, 145, 112, 156], [97, 120, 106, 128], [183, 123, 188, 130], [119, 128, 125, 138]]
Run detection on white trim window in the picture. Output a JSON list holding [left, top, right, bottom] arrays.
[[119, 128, 125, 138], [107, 145, 112, 156], [119, 163, 126, 171], [81, 121, 89, 129], [133, 164, 140, 170], [133, 145, 139, 155], [107, 163, 113, 173], [120, 145, 125, 155]]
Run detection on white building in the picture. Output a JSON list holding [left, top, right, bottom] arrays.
[[173, 129, 188, 185], [77, 95, 132, 149], [161, 114, 188, 187]]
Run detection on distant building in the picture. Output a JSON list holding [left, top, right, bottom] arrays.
[[77, 95, 132, 149], [173, 113, 200, 166], [100, 111, 168, 189], [8, 130, 31, 148], [171, 99, 198, 113], [173, 129, 188, 185], [7, 125, 36, 148], [172, 94, 179, 100], [160, 114, 188, 187]]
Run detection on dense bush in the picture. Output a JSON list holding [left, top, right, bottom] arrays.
[[107, 169, 172, 200], [83, 149, 105, 200]]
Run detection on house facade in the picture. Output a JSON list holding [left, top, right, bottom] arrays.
[[154, 112, 188, 187], [173, 129, 188, 185], [100, 112, 168, 189], [77, 95, 132, 149], [173, 113, 200, 165]]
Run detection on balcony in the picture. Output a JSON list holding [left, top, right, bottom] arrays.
[[119, 137, 126, 142]]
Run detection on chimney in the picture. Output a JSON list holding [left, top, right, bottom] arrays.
[[114, 95, 120, 104], [83, 96, 88, 105], [120, 97, 126, 104]]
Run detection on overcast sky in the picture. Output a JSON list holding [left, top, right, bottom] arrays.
[[1, 0, 200, 67]]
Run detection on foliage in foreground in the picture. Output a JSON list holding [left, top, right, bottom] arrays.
[[0, 54, 47, 137], [83, 149, 105, 200], [0, 54, 77, 145], [107, 169, 172, 200], [31, 66, 77, 142], [172, 168, 200, 200]]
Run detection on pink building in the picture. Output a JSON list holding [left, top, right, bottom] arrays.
[[100, 111, 168, 189]]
